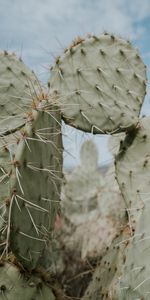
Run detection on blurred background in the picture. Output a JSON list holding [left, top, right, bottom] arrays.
[[0, 0, 150, 169]]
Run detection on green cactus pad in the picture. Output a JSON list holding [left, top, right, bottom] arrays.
[[49, 33, 147, 134], [83, 229, 146, 299], [97, 164, 125, 220], [1, 102, 63, 270], [115, 117, 150, 222], [83, 116, 150, 298], [82, 231, 128, 300], [114, 116, 150, 298], [0, 262, 55, 300], [0, 51, 40, 135], [116, 204, 150, 299]]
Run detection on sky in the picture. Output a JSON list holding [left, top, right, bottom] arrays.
[[0, 0, 150, 168]]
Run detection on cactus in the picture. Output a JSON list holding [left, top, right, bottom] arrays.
[[0, 262, 55, 300], [83, 117, 150, 299], [114, 116, 150, 298], [0, 53, 63, 272], [61, 140, 125, 263], [0, 32, 149, 299], [8, 105, 62, 270], [0, 51, 40, 134], [62, 139, 124, 223], [61, 140, 101, 223], [115, 117, 150, 222], [49, 33, 147, 134], [0, 102, 63, 270]]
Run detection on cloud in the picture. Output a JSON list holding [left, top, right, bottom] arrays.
[[1, 0, 150, 65], [124, 0, 150, 20]]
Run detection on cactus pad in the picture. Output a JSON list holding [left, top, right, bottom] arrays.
[[0, 101, 63, 270], [82, 231, 127, 300], [114, 116, 150, 298], [49, 33, 147, 134], [115, 117, 150, 222], [0, 262, 55, 300], [0, 51, 40, 134]]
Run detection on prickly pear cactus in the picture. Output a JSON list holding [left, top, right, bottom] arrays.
[[0, 51, 63, 271], [61, 140, 125, 261], [115, 117, 150, 223], [49, 33, 147, 134], [97, 163, 125, 220], [0, 51, 40, 134], [61, 140, 101, 222], [79, 139, 99, 170], [0, 262, 55, 300], [82, 230, 128, 300], [0, 101, 63, 270], [83, 117, 150, 299], [114, 116, 150, 299], [0, 32, 148, 300]]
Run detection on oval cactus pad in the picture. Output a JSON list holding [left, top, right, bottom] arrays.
[[49, 33, 147, 134], [0, 51, 40, 135], [1, 102, 63, 270]]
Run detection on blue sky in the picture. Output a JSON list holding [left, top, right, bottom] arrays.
[[0, 0, 150, 168]]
